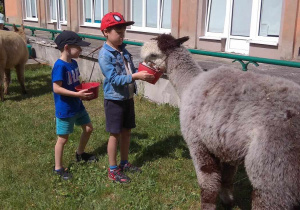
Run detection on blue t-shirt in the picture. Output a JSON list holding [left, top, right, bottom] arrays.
[[52, 59, 85, 118]]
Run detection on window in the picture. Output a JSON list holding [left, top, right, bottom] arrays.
[[207, 0, 226, 33], [50, 0, 67, 23], [205, 0, 283, 43], [131, 0, 172, 33], [258, 0, 282, 37], [24, 0, 38, 20], [83, 0, 108, 26]]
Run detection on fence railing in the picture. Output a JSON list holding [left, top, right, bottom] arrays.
[[6, 23, 300, 71]]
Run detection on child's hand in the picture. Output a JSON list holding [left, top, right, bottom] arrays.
[[77, 89, 94, 100], [132, 71, 155, 82]]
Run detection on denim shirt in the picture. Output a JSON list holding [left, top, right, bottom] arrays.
[[98, 42, 137, 100]]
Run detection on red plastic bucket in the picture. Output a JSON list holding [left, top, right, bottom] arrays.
[[138, 62, 163, 84], [75, 82, 100, 100]]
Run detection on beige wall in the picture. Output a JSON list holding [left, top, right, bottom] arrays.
[[4, 0, 22, 24]]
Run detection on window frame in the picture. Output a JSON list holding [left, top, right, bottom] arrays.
[[129, 0, 171, 34], [82, 0, 108, 27], [50, 0, 67, 24], [204, 0, 282, 45], [24, 0, 38, 21]]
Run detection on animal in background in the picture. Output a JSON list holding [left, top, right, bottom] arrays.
[[0, 24, 28, 101], [141, 34, 300, 210]]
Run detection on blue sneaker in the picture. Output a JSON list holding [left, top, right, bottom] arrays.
[[53, 167, 72, 180]]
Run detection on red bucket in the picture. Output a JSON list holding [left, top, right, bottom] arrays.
[[75, 82, 100, 100], [138, 62, 163, 84]]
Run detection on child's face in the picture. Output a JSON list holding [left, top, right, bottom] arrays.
[[104, 25, 126, 46], [66, 45, 82, 58]]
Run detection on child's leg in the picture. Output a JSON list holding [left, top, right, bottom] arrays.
[[108, 133, 120, 166], [120, 128, 131, 162], [77, 122, 93, 154], [55, 134, 69, 170]]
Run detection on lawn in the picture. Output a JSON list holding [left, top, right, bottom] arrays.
[[0, 66, 252, 209]]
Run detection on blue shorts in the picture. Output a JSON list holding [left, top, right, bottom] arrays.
[[56, 109, 91, 135]]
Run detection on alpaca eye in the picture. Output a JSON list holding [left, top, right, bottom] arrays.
[[150, 54, 158, 58]]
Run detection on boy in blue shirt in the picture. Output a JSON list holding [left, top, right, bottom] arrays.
[[52, 30, 97, 180], [98, 12, 154, 183]]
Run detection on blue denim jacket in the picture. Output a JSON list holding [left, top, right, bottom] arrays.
[[98, 42, 137, 100]]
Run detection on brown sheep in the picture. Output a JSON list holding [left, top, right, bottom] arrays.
[[0, 24, 28, 101]]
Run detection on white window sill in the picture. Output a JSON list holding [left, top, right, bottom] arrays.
[[48, 21, 67, 25], [23, 18, 38, 22], [249, 40, 278, 46], [127, 27, 171, 34], [199, 36, 226, 41], [81, 23, 101, 28]]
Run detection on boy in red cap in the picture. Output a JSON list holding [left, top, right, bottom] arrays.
[[98, 12, 154, 183]]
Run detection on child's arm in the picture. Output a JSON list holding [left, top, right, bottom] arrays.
[[132, 71, 154, 82], [99, 56, 154, 85], [53, 81, 93, 100]]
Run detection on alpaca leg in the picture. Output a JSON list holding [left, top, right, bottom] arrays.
[[15, 64, 26, 94], [189, 144, 221, 210], [219, 163, 237, 208], [4, 68, 11, 95]]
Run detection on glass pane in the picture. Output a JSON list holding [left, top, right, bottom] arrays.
[[161, 0, 171, 29], [84, 0, 92, 22], [259, 0, 282, 37], [231, 0, 252, 36], [146, 0, 158, 28], [64, 0, 67, 21], [132, 0, 142, 26], [95, 0, 101, 23], [59, 0, 63, 21], [26, 0, 31, 17], [31, 0, 37, 18], [51, 0, 56, 20], [207, 0, 226, 33], [103, 0, 108, 16]]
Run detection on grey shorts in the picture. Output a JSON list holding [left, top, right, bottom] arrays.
[[104, 98, 136, 134]]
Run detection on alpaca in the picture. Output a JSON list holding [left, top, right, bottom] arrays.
[[141, 34, 300, 210], [0, 24, 28, 101]]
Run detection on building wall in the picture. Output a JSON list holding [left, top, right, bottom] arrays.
[[4, 0, 300, 61]]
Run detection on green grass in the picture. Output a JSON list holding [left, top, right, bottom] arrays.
[[0, 66, 252, 209]]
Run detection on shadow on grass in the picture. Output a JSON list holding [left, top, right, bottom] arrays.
[[133, 134, 190, 166], [4, 70, 52, 102]]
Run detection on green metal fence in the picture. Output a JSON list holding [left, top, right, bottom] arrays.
[[6, 23, 300, 71]]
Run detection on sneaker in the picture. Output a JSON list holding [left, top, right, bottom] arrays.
[[119, 162, 142, 173], [53, 167, 72, 180], [108, 168, 131, 183], [76, 152, 98, 162]]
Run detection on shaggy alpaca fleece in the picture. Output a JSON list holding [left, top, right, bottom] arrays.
[[0, 24, 28, 101], [141, 34, 300, 210]]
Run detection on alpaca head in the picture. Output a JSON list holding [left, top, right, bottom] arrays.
[[13, 24, 27, 43], [141, 34, 189, 73]]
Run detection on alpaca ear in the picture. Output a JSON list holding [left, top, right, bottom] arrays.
[[21, 24, 25, 30], [175, 36, 189, 46], [156, 34, 190, 53], [13, 24, 18, 32]]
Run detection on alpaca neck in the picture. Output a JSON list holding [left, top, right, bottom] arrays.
[[167, 48, 203, 98]]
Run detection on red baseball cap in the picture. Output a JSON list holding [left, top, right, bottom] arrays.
[[100, 12, 134, 31]]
